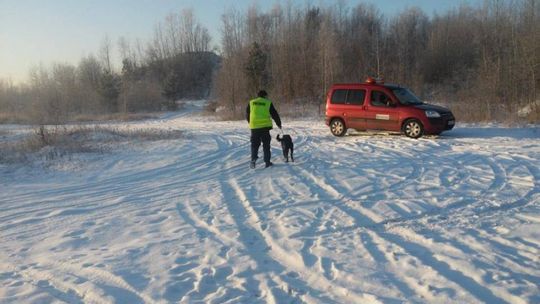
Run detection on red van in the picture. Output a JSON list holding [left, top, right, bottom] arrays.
[[325, 78, 455, 138]]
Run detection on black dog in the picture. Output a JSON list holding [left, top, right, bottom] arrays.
[[276, 134, 294, 162]]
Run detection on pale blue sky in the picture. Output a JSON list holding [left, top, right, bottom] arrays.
[[0, 0, 481, 83]]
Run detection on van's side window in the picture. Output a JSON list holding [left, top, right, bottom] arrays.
[[371, 91, 392, 107], [331, 89, 348, 104], [347, 89, 365, 105]]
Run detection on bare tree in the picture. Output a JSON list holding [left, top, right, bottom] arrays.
[[99, 36, 114, 73]]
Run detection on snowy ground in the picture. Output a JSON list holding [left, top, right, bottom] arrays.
[[1, 100, 539, 303]]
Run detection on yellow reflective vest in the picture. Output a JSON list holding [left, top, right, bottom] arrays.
[[249, 97, 273, 129]]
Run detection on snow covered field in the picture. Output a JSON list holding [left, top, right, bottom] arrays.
[[1, 101, 539, 303]]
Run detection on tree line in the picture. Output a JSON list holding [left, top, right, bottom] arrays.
[[214, 0, 539, 122], [0, 9, 216, 124], [1, 1, 538, 124]]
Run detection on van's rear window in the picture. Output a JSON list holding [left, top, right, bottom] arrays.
[[331, 89, 365, 105], [331, 89, 347, 104]]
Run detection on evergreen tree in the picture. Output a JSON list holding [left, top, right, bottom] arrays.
[[244, 42, 269, 94], [162, 71, 180, 110], [98, 70, 121, 112]]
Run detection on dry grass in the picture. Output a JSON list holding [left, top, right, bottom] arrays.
[[0, 112, 33, 124], [277, 101, 324, 118], [0, 125, 184, 164], [0, 111, 161, 125], [203, 100, 219, 115], [0, 126, 101, 164], [70, 112, 160, 122], [447, 100, 540, 124], [101, 127, 185, 141], [525, 102, 540, 123], [213, 100, 324, 121]]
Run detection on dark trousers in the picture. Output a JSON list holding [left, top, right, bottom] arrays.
[[251, 129, 271, 163]]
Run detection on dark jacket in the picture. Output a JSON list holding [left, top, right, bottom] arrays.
[[246, 102, 282, 130]]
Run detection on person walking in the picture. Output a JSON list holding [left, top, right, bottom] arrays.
[[246, 90, 282, 169]]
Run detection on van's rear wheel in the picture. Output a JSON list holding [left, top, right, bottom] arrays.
[[330, 118, 346, 137], [403, 119, 423, 139]]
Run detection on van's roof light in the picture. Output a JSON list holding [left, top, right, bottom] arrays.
[[365, 76, 384, 84]]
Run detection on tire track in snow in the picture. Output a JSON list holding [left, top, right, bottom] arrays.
[[0, 132, 239, 207], [6, 259, 157, 304], [309, 134, 523, 214], [3, 268, 86, 304], [359, 231, 418, 300], [285, 164, 425, 300], [293, 147, 538, 235], [0, 129, 253, 303], [349, 149, 538, 302], [0, 132, 248, 234], [170, 201, 243, 303], [292, 142, 539, 238], [218, 178, 307, 303], [175, 199, 243, 248], [287, 163, 513, 303], [218, 176, 380, 303], [297, 133, 430, 205], [482, 160, 540, 213], [299, 207, 325, 268], [166, 130, 338, 302], [419, 228, 540, 294], [0, 183, 202, 240], [375, 230, 510, 304]]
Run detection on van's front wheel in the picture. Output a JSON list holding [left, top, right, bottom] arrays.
[[402, 119, 424, 138], [330, 118, 346, 137]]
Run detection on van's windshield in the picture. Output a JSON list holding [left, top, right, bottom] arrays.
[[391, 88, 423, 105]]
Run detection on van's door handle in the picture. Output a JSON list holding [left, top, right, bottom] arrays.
[[343, 112, 347, 116]]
